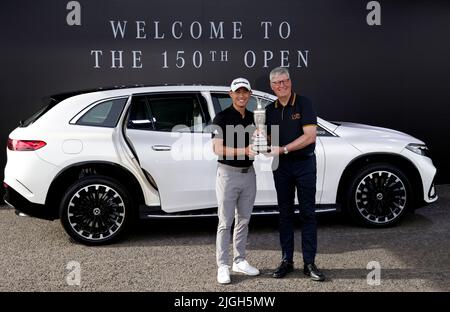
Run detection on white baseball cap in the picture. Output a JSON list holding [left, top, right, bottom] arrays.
[[230, 77, 252, 92]]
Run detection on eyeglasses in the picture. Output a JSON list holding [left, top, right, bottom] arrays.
[[271, 78, 290, 86]]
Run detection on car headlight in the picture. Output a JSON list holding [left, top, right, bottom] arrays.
[[405, 143, 431, 157]]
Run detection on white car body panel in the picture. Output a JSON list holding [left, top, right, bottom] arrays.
[[400, 148, 437, 203], [4, 146, 59, 204], [334, 122, 423, 153], [126, 130, 217, 212], [316, 136, 362, 204]]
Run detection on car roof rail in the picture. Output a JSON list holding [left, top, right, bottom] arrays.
[[42, 83, 203, 104]]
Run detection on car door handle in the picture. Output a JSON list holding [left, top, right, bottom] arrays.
[[152, 145, 171, 151]]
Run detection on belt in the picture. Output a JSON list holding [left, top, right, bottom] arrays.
[[218, 163, 253, 173]]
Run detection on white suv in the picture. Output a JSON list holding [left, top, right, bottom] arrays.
[[3, 85, 438, 245]]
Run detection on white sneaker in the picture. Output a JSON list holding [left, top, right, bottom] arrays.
[[232, 260, 260, 276], [217, 265, 231, 284]]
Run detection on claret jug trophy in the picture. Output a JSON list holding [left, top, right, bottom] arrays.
[[252, 99, 269, 153]]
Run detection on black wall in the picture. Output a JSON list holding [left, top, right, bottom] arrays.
[[1, 0, 450, 183]]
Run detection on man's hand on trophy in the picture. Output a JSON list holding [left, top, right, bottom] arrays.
[[245, 144, 257, 158], [268, 146, 282, 157]]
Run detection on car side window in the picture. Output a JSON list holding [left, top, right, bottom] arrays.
[[76, 98, 127, 128], [128, 93, 211, 132], [211, 93, 271, 113]]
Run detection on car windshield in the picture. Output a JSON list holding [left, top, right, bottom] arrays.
[[328, 121, 341, 127]]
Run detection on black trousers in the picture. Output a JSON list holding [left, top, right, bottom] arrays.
[[273, 155, 317, 264]]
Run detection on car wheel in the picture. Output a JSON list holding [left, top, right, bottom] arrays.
[[345, 163, 411, 227], [60, 176, 133, 245]]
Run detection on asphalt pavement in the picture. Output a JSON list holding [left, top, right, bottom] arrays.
[[0, 185, 449, 292]]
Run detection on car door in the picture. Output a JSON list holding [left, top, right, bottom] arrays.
[[125, 92, 218, 213]]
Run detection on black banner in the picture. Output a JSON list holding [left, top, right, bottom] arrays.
[[1, 0, 450, 183]]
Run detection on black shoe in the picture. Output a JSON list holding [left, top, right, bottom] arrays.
[[272, 261, 294, 278], [303, 263, 325, 281]]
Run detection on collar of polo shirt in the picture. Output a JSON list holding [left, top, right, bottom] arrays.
[[274, 92, 297, 108]]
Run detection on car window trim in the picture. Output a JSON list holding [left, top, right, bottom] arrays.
[[69, 96, 130, 127], [124, 95, 155, 131], [129, 91, 212, 133]]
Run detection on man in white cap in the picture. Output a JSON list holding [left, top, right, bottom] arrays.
[[212, 77, 260, 284]]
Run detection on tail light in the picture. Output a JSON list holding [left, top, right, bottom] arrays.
[[7, 138, 46, 151]]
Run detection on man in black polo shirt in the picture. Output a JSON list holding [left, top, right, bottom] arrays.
[[212, 78, 260, 284], [266, 67, 325, 281]]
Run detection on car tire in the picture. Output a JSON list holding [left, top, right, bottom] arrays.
[[345, 163, 412, 227], [59, 175, 134, 245]]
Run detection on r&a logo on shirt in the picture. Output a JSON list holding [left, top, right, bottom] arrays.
[[291, 113, 301, 120]]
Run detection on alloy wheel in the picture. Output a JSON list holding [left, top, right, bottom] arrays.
[[354, 170, 407, 224], [66, 184, 126, 241]]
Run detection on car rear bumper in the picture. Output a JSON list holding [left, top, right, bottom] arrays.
[[3, 183, 56, 220]]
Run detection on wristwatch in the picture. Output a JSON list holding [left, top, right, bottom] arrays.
[[283, 146, 289, 154]]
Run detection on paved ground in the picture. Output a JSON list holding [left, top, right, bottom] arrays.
[[0, 185, 449, 292]]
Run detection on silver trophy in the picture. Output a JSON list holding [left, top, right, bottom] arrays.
[[252, 98, 269, 153]]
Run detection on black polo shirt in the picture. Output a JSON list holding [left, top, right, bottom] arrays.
[[212, 105, 255, 167], [266, 92, 317, 159]]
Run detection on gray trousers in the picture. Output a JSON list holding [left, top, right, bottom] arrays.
[[216, 164, 257, 267]]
